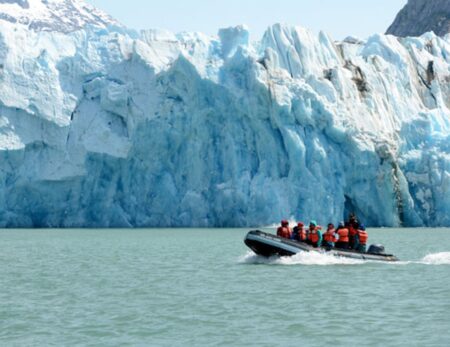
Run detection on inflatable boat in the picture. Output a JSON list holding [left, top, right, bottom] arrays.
[[244, 230, 399, 262]]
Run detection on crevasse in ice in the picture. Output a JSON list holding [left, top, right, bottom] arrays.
[[0, 21, 449, 227]]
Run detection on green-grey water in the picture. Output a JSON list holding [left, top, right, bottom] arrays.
[[1, 228, 450, 346]]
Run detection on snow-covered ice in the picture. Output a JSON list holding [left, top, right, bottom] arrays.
[[0, 0, 120, 33], [0, 1, 449, 227]]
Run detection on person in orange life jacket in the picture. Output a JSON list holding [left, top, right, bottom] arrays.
[[348, 223, 358, 249], [334, 222, 350, 249], [307, 221, 322, 248], [348, 213, 360, 249], [277, 220, 292, 239], [322, 223, 337, 249], [292, 222, 307, 242], [354, 225, 369, 253], [349, 213, 359, 229], [304, 222, 313, 245]]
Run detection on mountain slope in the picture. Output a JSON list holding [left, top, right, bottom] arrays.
[[387, 0, 450, 37], [0, 0, 120, 33]]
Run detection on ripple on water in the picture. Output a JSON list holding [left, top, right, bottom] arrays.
[[241, 251, 450, 266], [420, 252, 450, 265], [240, 251, 366, 266], [1, 228, 450, 347]]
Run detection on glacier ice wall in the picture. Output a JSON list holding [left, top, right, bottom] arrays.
[[0, 21, 449, 227]]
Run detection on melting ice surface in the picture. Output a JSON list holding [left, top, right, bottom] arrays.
[[0, 19, 449, 227]]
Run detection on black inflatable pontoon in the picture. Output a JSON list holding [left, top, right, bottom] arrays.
[[244, 230, 399, 262]]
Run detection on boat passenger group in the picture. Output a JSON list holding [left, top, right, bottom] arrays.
[[277, 214, 369, 252]]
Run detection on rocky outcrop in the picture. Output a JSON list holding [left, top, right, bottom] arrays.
[[387, 0, 450, 37]]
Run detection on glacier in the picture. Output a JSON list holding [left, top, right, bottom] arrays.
[[0, 19, 449, 227]]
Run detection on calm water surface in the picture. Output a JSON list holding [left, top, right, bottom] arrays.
[[1, 228, 450, 346]]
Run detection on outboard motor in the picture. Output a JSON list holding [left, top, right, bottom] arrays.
[[368, 244, 386, 255]]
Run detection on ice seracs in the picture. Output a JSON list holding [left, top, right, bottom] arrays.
[[0, 5, 448, 227]]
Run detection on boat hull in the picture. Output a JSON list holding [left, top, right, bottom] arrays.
[[244, 230, 399, 262]]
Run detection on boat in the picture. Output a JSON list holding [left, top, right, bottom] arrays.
[[244, 230, 399, 262]]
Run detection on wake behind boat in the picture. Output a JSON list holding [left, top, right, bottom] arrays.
[[244, 230, 399, 262]]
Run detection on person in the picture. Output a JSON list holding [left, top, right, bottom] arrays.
[[354, 225, 368, 253], [349, 213, 360, 229], [335, 222, 350, 249], [292, 222, 307, 242], [299, 223, 308, 242], [322, 223, 337, 249], [348, 222, 358, 249], [307, 221, 322, 248], [277, 220, 292, 239], [291, 222, 299, 240]]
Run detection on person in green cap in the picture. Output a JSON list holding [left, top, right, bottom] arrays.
[[307, 220, 322, 248]]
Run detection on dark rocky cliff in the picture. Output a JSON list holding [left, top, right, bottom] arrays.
[[387, 0, 450, 37]]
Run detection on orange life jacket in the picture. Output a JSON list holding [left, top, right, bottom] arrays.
[[308, 230, 320, 244], [277, 227, 291, 239], [337, 228, 349, 243], [323, 229, 337, 243], [349, 226, 358, 237], [299, 229, 307, 241], [358, 230, 368, 244]]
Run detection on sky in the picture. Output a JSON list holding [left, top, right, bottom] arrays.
[[87, 0, 408, 40]]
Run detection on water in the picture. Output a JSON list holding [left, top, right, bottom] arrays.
[[1, 228, 450, 347]]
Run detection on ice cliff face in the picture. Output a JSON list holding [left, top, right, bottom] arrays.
[[0, 6, 449, 227], [387, 0, 450, 37], [0, 0, 120, 33]]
